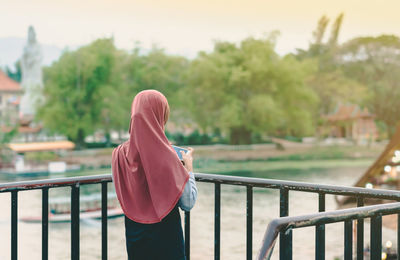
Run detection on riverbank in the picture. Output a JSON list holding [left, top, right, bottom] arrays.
[[58, 143, 384, 170]]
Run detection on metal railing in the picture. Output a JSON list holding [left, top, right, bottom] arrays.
[[2, 173, 400, 260], [257, 202, 400, 260]]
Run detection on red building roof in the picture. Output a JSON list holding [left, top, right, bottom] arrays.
[[325, 104, 374, 122], [0, 70, 22, 92]]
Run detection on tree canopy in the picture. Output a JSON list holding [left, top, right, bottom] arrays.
[[184, 36, 318, 144], [338, 35, 400, 136], [38, 39, 118, 147], [36, 16, 400, 146]]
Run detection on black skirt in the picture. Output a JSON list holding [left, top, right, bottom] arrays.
[[124, 206, 185, 260]]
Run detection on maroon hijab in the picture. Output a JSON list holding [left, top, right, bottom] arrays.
[[112, 90, 189, 223]]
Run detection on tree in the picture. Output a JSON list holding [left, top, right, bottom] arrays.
[[305, 70, 367, 115], [184, 36, 318, 144], [0, 127, 17, 168], [338, 35, 400, 136], [328, 13, 344, 48], [125, 47, 189, 124], [313, 15, 330, 45], [5, 60, 22, 83], [38, 38, 119, 148], [296, 14, 368, 117], [297, 15, 330, 59]]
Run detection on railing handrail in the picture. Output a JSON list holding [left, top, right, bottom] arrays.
[[0, 174, 113, 192], [257, 202, 400, 260], [2, 172, 400, 200], [2, 172, 400, 260]]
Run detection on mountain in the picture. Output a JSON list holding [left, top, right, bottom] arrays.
[[0, 37, 63, 70]]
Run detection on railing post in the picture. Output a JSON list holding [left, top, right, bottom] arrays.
[[214, 183, 221, 260], [247, 186, 253, 260], [71, 184, 80, 260], [344, 220, 353, 260], [185, 211, 191, 260], [356, 197, 364, 260], [279, 188, 292, 260], [101, 182, 108, 260], [11, 191, 18, 260], [42, 188, 49, 260], [398, 214, 400, 260], [371, 214, 382, 260], [316, 193, 325, 260]]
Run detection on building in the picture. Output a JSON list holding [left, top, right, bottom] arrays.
[[323, 104, 378, 143], [0, 70, 22, 125]]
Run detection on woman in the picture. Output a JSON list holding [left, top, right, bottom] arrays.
[[112, 90, 197, 260]]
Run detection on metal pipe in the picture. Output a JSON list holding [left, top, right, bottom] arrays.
[[257, 202, 400, 260], [370, 215, 382, 260], [316, 193, 325, 260], [11, 191, 18, 260], [101, 182, 108, 260], [344, 220, 353, 260], [356, 197, 364, 260], [42, 188, 49, 260], [2, 173, 400, 202], [398, 214, 400, 260], [185, 211, 191, 260], [71, 184, 80, 260], [247, 186, 253, 260], [279, 188, 292, 260], [214, 183, 221, 260]]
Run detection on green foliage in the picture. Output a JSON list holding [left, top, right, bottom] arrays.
[[37, 17, 400, 146], [312, 15, 329, 45], [85, 142, 119, 149], [125, 47, 189, 123], [39, 40, 190, 148], [38, 39, 120, 148], [184, 36, 318, 144], [305, 69, 367, 114], [328, 13, 344, 47], [296, 13, 368, 119], [166, 130, 227, 145], [338, 35, 400, 136], [25, 151, 58, 163], [5, 60, 22, 82], [0, 128, 17, 167]]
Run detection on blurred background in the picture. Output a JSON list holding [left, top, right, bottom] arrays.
[[1, 0, 400, 259]]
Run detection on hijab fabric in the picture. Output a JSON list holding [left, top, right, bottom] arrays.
[[112, 90, 189, 223]]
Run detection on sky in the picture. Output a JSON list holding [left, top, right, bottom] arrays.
[[1, 0, 400, 58]]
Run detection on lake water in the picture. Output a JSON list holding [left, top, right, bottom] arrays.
[[0, 164, 397, 259]]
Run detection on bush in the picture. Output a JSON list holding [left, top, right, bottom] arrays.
[[25, 151, 58, 163], [166, 130, 227, 145], [85, 142, 119, 149], [284, 136, 303, 143]]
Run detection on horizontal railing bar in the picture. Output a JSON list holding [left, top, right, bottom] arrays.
[[2, 173, 400, 201], [0, 175, 112, 192], [257, 202, 400, 260], [195, 173, 400, 200]]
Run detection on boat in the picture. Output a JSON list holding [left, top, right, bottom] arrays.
[[20, 193, 124, 223]]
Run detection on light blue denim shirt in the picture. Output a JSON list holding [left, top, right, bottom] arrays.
[[178, 172, 198, 211]]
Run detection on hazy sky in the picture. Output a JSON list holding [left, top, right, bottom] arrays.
[[1, 0, 400, 57]]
